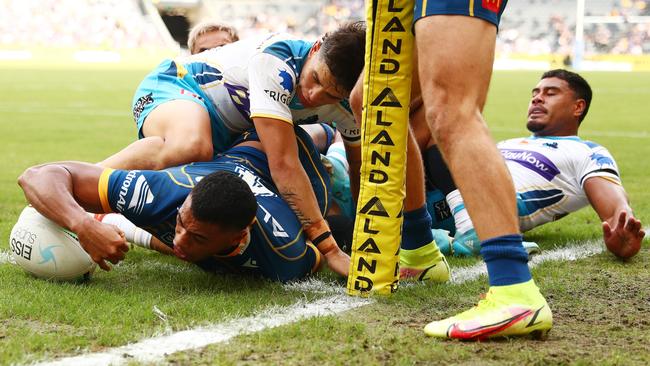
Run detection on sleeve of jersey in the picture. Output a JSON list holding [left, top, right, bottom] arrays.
[[331, 101, 361, 146], [248, 53, 295, 124], [579, 145, 621, 187], [104, 169, 190, 227]]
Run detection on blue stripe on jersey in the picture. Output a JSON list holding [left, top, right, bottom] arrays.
[[516, 189, 564, 216], [584, 140, 601, 149], [192, 64, 223, 86], [263, 39, 312, 75]]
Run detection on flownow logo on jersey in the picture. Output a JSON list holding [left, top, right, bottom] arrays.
[[501, 149, 560, 181]]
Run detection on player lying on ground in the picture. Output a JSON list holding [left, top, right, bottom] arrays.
[[99, 21, 366, 278], [415, 69, 645, 259], [18, 128, 348, 282]]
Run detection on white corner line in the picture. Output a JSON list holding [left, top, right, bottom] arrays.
[[29, 234, 646, 366], [34, 293, 371, 366]]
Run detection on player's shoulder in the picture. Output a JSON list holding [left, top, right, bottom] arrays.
[[258, 33, 313, 70]]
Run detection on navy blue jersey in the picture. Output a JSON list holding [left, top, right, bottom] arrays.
[[98, 128, 330, 282]]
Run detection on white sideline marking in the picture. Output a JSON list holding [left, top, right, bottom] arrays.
[[0, 250, 15, 265], [31, 236, 647, 365], [36, 293, 370, 366], [451, 239, 605, 284]]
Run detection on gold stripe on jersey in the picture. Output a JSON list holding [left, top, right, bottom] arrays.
[[250, 113, 294, 125], [307, 242, 322, 273], [469, 0, 475, 16], [421, 0, 427, 17], [98, 168, 115, 213], [164, 166, 196, 188], [255, 220, 308, 261], [176, 62, 188, 78]]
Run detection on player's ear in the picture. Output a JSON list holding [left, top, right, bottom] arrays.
[[309, 39, 322, 56]]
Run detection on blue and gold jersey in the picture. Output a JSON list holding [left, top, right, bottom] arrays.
[[98, 128, 330, 282]]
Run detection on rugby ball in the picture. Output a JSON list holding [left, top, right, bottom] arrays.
[[9, 206, 96, 281]]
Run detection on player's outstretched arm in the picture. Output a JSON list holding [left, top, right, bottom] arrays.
[[18, 162, 129, 270], [584, 176, 645, 258]]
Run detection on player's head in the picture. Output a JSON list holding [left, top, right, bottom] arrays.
[[527, 69, 592, 136], [297, 21, 366, 108], [188, 21, 239, 54], [173, 171, 257, 262]]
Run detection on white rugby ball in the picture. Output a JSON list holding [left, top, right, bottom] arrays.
[[9, 206, 96, 281]]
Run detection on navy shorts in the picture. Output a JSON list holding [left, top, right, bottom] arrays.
[[414, 0, 508, 27]]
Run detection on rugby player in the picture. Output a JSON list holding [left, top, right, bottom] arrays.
[[418, 70, 645, 259], [187, 20, 239, 55], [349, 0, 550, 339], [18, 128, 347, 282], [99, 22, 366, 276]]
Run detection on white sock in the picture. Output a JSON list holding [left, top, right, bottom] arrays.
[[446, 190, 474, 234], [98, 213, 152, 249]]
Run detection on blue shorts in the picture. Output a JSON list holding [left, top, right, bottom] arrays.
[[131, 59, 234, 153], [414, 0, 508, 27]]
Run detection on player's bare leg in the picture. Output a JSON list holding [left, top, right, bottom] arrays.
[[415, 15, 551, 339], [100, 100, 213, 170]]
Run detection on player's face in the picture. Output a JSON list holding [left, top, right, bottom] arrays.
[[297, 46, 347, 108], [191, 30, 234, 54], [527, 77, 582, 136], [172, 196, 244, 262]]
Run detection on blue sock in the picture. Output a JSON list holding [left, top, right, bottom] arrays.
[[480, 234, 531, 286], [401, 205, 433, 250]]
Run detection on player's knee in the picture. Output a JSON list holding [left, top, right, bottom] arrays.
[[424, 103, 475, 147]]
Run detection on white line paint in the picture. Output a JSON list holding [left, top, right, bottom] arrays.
[[35, 293, 370, 366], [451, 239, 605, 284], [31, 237, 640, 366], [0, 250, 15, 265]]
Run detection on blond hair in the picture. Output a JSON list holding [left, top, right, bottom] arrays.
[[187, 21, 239, 53]]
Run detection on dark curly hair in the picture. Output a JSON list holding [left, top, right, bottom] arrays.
[[190, 171, 257, 231]]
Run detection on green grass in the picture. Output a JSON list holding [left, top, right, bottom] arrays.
[[1, 68, 649, 365]]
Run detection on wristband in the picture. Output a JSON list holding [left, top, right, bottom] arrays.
[[311, 231, 332, 246]]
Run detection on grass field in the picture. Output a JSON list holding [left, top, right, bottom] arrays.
[[0, 67, 649, 365]]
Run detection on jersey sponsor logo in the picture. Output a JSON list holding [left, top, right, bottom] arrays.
[[241, 258, 258, 268], [127, 175, 155, 215], [278, 69, 294, 92], [264, 89, 291, 105], [589, 153, 615, 167], [133, 93, 153, 122], [235, 166, 276, 197], [501, 149, 560, 181], [542, 142, 558, 149], [481, 0, 502, 13], [116, 170, 139, 212], [258, 204, 289, 238]]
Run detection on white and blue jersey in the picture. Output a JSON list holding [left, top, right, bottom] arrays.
[[132, 33, 359, 153], [499, 136, 620, 231], [97, 128, 330, 282]]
